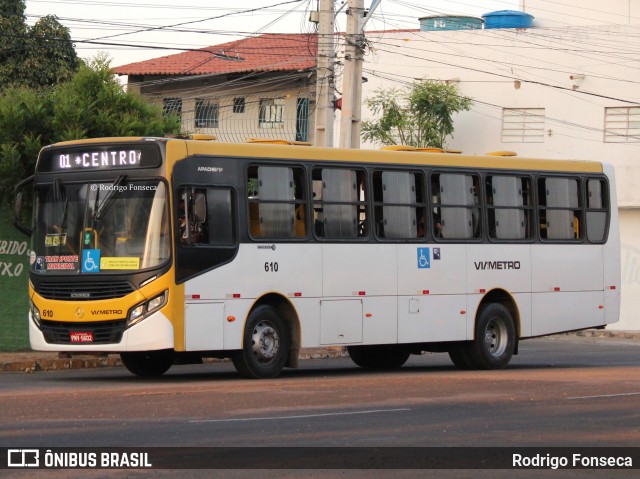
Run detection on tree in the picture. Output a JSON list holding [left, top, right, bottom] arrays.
[[0, 56, 181, 203], [0, 0, 79, 88], [361, 80, 472, 149]]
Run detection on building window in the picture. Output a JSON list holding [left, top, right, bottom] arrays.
[[162, 97, 182, 119], [501, 108, 545, 143], [259, 98, 285, 129], [233, 97, 245, 114], [195, 99, 219, 128], [296, 98, 310, 142], [604, 107, 640, 142]]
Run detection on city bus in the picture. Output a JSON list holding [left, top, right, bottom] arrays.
[[14, 136, 620, 378]]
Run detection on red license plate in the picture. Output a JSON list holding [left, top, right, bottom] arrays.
[[70, 331, 94, 343]]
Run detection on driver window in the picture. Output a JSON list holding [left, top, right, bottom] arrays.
[[177, 187, 234, 246]]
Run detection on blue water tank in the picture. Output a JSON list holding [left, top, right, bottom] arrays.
[[419, 16, 484, 31], [482, 10, 534, 29]]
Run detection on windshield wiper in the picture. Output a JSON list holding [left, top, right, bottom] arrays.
[[93, 174, 127, 222]]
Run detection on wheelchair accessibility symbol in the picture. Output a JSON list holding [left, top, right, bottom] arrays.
[[417, 247, 430, 269], [82, 249, 101, 273]]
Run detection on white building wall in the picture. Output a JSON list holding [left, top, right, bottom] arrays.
[[522, 0, 640, 27], [359, 16, 640, 330]]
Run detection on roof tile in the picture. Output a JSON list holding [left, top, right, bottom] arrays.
[[113, 33, 318, 76]]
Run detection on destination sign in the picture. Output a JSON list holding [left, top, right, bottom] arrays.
[[37, 143, 163, 173], [57, 150, 141, 170]]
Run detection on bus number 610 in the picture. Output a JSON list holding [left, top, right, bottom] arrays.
[[264, 262, 279, 273]]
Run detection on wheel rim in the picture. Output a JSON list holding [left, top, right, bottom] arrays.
[[484, 317, 508, 357], [251, 320, 280, 364]]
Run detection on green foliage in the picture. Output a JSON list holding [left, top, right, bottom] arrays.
[[361, 80, 472, 149], [51, 56, 180, 139], [0, 1, 80, 88], [0, 56, 181, 204]]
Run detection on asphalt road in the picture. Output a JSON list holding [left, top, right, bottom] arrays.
[[1, 336, 639, 478]]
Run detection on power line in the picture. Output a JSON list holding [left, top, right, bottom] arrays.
[[85, 0, 305, 42], [368, 42, 640, 105]]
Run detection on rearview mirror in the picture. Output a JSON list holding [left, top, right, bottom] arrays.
[[14, 176, 34, 236]]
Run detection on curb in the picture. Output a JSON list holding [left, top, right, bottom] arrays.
[[1, 354, 122, 373], [567, 329, 640, 340], [1, 348, 349, 374]]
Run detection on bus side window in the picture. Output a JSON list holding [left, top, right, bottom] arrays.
[[586, 178, 608, 242], [247, 165, 306, 239], [487, 175, 532, 241], [431, 173, 479, 239], [373, 170, 425, 240], [314, 167, 367, 239], [539, 177, 581, 241]]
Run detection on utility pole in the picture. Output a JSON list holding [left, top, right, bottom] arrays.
[[313, 0, 335, 147], [338, 0, 382, 148], [338, 0, 365, 149]]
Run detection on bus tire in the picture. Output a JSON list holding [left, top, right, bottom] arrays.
[[232, 305, 290, 379], [120, 349, 174, 377], [466, 303, 516, 370], [447, 344, 473, 370], [347, 345, 410, 369]]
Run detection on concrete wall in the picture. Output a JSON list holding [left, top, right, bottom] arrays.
[[522, 0, 640, 27], [619, 209, 640, 330]]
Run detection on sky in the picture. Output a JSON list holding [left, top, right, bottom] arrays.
[[24, 0, 520, 67]]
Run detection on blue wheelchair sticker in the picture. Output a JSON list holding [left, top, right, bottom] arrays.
[[82, 249, 101, 273], [417, 247, 430, 269]]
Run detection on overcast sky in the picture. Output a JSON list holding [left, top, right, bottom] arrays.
[[24, 0, 519, 67]]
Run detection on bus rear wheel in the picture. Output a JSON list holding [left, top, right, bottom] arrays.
[[232, 305, 290, 379], [347, 345, 410, 369], [120, 349, 174, 377], [449, 303, 516, 370]]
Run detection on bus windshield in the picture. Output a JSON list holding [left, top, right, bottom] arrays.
[[32, 179, 170, 274]]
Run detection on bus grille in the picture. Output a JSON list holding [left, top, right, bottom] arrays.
[[40, 320, 127, 345], [37, 281, 135, 300]]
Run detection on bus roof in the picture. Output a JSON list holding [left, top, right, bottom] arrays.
[[45, 137, 604, 174], [183, 139, 604, 174]]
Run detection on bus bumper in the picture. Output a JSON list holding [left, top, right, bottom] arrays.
[[29, 310, 174, 352]]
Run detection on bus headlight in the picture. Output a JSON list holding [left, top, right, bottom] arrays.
[[127, 290, 168, 328], [30, 300, 41, 327]]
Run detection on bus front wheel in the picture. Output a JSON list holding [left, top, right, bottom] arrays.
[[232, 305, 290, 379], [448, 303, 516, 370], [120, 349, 174, 377]]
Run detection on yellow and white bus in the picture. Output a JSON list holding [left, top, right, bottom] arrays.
[[14, 137, 620, 378]]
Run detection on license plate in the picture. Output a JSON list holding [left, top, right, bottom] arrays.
[[70, 331, 94, 343]]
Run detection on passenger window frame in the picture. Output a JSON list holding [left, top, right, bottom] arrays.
[[312, 166, 368, 241]]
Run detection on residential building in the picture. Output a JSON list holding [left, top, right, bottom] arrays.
[[113, 33, 317, 143]]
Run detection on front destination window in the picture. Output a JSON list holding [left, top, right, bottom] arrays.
[[32, 179, 170, 274]]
